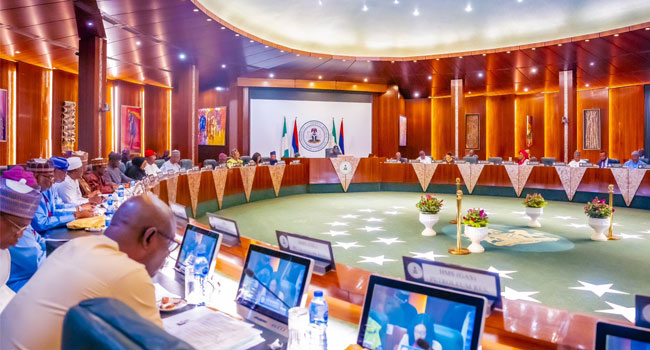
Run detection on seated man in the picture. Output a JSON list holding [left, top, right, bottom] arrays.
[[597, 150, 610, 168], [84, 158, 115, 194], [160, 149, 182, 173], [104, 152, 132, 185], [269, 151, 278, 165], [623, 151, 647, 169], [1, 194, 175, 349], [72, 151, 99, 198], [218, 152, 228, 166], [466, 149, 475, 157], [144, 149, 160, 176], [568, 150, 584, 168], [394, 152, 406, 163], [417, 150, 432, 164], [56, 157, 102, 206]]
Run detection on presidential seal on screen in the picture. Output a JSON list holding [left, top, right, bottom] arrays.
[[299, 120, 329, 152]]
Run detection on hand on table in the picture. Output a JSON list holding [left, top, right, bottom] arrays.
[[79, 203, 93, 211], [89, 194, 103, 204], [73, 208, 95, 219]]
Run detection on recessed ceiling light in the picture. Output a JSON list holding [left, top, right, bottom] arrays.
[[235, 34, 240, 37], [178, 53, 186, 60], [459, 56, 463, 59], [394, 0, 399, 4], [280, 50, 284, 53], [318, 57, 323, 60], [364, 78, 368, 82], [646, 27, 650, 31], [353, 84, 358, 88], [585, 83, 590, 87], [391, 60, 395, 63], [589, 62, 595, 66], [531, 47, 536, 50], [524, 87, 529, 92], [193, 8, 199, 12], [221, 64, 226, 68], [585, 39, 590, 42], [557, 43, 562, 46], [342, 59, 346, 61], [86, 21, 93, 27], [15, 51, 20, 54], [362, 4, 368, 11], [465, 3, 472, 12], [468, 91, 472, 94], [506, 51, 511, 54], [478, 72, 484, 78], [250, 40, 254, 43], [413, 60, 417, 62], [207, 18, 212, 22], [436, 58, 440, 60], [531, 67, 538, 73], [412, 8, 420, 16], [221, 26, 225, 30], [318, 75, 323, 79], [366, 60, 370, 63], [517, 0, 523, 2], [296, 54, 300, 56], [614, 33, 619, 37], [414, 92, 420, 97], [428, 75, 432, 80], [269, 73, 274, 78], [482, 53, 486, 56], [136, 41, 141, 46], [265, 45, 269, 48]]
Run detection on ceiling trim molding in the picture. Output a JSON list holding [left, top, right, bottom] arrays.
[[237, 77, 387, 93]]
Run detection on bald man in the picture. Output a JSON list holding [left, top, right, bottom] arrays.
[[1, 194, 176, 350]]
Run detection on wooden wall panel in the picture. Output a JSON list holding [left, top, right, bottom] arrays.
[[172, 64, 199, 162], [400, 99, 431, 159], [114, 80, 144, 155], [198, 89, 231, 161], [52, 70, 78, 157], [106, 80, 114, 154], [16, 61, 49, 163], [431, 97, 452, 159], [486, 94, 515, 159], [0, 59, 17, 165], [515, 93, 545, 159], [371, 88, 399, 157], [464, 96, 486, 160], [544, 92, 561, 160], [577, 88, 609, 163], [144, 84, 170, 157], [609, 85, 645, 161]]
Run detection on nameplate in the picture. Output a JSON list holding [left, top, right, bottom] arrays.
[[579, 163, 593, 168], [477, 160, 489, 164], [528, 161, 540, 165], [639, 164, 650, 169], [455, 160, 467, 164], [169, 202, 188, 220], [276, 231, 334, 265], [180, 169, 188, 174], [403, 257, 501, 308], [434, 160, 445, 164], [202, 165, 213, 171], [608, 164, 622, 168], [555, 162, 566, 166], [635, 295, 650, 329], [502, 161, 515, 165], [167, 170, 176, 175], [290, 160, 300, 165]]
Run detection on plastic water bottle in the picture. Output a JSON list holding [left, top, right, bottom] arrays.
[[117, 184, 124, 199], [105, 214, 112, 227], [185, 253, 209, 305], [308, 291, 328, 350]]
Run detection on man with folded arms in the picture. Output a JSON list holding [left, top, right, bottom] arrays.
[[83, 158, 115, 194], [104, 152, 132, 185], [56, 157, 102, 206], [1, 194, 176, 349], [0, 167, 41, 311], [144, 149, 160, 175]]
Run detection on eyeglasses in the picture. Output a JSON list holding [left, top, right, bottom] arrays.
[[6, 217, 30, 235], [155, 229, 179, 252]]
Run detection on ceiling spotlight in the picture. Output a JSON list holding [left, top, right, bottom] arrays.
[[318, 0, 322, 5], [86, 21, 93, 27], [589, 62, 595, 66], [468, 91, 472, 94], [524, 87, 529, 92], [428, 75, 432, 80], [318, 75, 323, 79], [614, 33, 619, 37], [310, 82, 315, 87], [318, 57, 323, 60], [465, 3, 472, 12], [221, 64, 226, 68], [178, 53, 186, 60], [531, 67, 538, 73], [394, 0, 399, 4], [585, 39, 590, 42], [391, 60, 395, 63], [207, 18, 212, 21], [413, 8, 420, 16], [269, 73, 274, 78], [646, 27, 650, 30], [531, 47, 536, 50], [265, 45, 269, 48], [250, 40, 254, 43], [517, 0, 523, 2], [296, 54, 300, 56], [353, 85, 358, 88], [436, 58, 440, 60], [557, 43, 562, 46], [136, 41, 141, 46], [280, 50, 284, 53], [414, 92, 420, 97], [482, 53, 486, 56], [506, 51, 511, 54], [220, 26, 226, 30], [193, 8, 199, 12], [235, 34, 240, 37], [342, 59, 346, 62], [362, 4, 368, 11], [14, 51, 20, 54], [413, 60, 418, 62], [459, 56, 463, 59], [364, 78, 368, 82], [478, 72, 484, 78], [585, 83, 590, 87]]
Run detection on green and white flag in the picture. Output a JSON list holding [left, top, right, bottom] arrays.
[[281, 117, 290, 158], [328, 118, 337, 149]]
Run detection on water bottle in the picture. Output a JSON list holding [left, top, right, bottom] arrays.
[[105, 214, 112, 228], [193, 255, 210, 304], [117, 184, 124, 199], [308, 291, 328, 350]]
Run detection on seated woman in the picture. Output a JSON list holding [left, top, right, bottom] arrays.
[[518, 150, 530, 165], [125, 157, 147, 180], [251, 152, 263, 165], [399, 313, 441, 350], [227, 148, 244, 168], [443, 152, 455, 164]]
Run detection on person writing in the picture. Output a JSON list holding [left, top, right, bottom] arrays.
[[227, 148, 243, 168]]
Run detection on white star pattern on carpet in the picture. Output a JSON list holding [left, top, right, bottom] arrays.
[[619, 233, 643, 240], [487, 266, 517, 280], [358, 209, 375, 213], [596, 302, 636, 323], [372, 237, 405, 245], [554, 216, 576, 220], [410, 251, 447, 261], [363, 217, 384, 222], [333, 241, 363, 250], [358, 226, 384, 232], [320, 230, 350, 237], [612, 223, 623, 227], [502, 287, 541, 303], [340, 214, 359, 219], [383, 211, 401, 215], [511, 211, 526, 215], [569, 281, 629, 297], [566, 223, 589, 228], [391, 206, 405, 209], [639, 229, 650, 234], [325, 221, 348, 227], [358, 255, 397, 266]]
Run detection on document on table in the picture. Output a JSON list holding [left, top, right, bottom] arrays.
[[163, 307, 265, 350]]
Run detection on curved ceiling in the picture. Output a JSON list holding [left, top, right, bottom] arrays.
[[196, 0, 650, 58]]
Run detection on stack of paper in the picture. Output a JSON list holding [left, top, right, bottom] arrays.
[[163, 307, 265, 350]]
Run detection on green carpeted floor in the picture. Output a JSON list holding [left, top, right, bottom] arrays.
[[197, 192, 650, 322]]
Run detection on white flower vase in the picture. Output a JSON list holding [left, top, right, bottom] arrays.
[[419, 212, 439, 236], [588, 217, 610, 241], [464, 225, 488, 253], [525, 207, 543, 228]]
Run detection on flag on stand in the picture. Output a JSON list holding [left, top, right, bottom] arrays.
[[291, 118, 300, 155], [328, 118, 337, 149], [281, 117, 290, 158], [339, 119, 345, 154]]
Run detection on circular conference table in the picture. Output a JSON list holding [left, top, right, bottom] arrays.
[[146, 158, 650, 350]]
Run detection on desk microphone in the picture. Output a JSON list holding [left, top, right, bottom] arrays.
[[415, 339, 431, 350], [244, 268, 291, 310]]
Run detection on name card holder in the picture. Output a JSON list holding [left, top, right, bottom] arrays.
[[403, 257, 501, 312], [636, 295, 650, 329], [555, 162, 566, 166], [477, 160, 490, 164], [579, 163, 593, 168], [276, 231, 335, 276], [502, 161, 516, 165], [456, 160, 467, 164], [608, 164, 623, 168], [639, 164, 650, 169], [528, 161, 540, 165]]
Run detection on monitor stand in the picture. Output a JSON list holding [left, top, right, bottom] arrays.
[[237, 304, 289, 337]]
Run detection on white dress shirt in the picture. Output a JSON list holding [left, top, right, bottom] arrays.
[[160, 160, 181, 173], [55, 175, 88, 206], [144, 162, 160, 176], [568, 160, 583, 168], [0, 235, 162, 350], [0, 249, 15, 313], [418, 156, 432, 164]]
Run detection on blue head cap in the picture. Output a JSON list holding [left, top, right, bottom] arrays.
[[50, 156, 69, 171]]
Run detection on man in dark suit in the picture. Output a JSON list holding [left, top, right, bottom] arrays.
[[597, 150, 610, 168]]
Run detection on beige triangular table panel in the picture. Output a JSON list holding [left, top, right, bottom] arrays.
[[166, 175, 178, 204], [211, 168, 228, 209], [468, 164, 485, 194], [187, 171, 202, 217], [239, 166, 257, 202], [516, 165, 535, 197], [330, 156, 360, 192], [610, 168, 630, 206], [268, 164, 286, 197], [555, 166, 572, 200], [411, 163, 438, 192], [627, 169, 647, 206], [456, 163, 472, 193], [569, 167, 588, 201], [504, 164, 520, 196]]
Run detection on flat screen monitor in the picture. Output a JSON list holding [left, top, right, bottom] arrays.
[[236, 244, 313, 336], [174, 224, 222, 279], [207, 213, 241, 247], [357, 275, 486, 350], [595, 322, 650, 350]]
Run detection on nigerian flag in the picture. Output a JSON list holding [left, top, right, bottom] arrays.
[[281, 117, 290, 158], [330, 118, 338, 148]]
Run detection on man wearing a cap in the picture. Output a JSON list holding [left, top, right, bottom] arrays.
[[144, 149, 160, 176], [56, 156, 102, 206], [73, 151, 101, 198], [0, 166, 41, 311], [28, 159, 95, 235], [83, 158, 115, 194]]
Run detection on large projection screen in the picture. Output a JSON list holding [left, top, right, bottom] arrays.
[[249, 88, 373, 158]]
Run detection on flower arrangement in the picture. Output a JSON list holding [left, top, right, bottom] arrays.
[[584, 197, 613, 219], [462, 208, 489, 228], [523, 193, 547, 208], [416, 194, 444, 214]]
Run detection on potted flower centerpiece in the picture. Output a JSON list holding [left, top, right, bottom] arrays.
[[462, 208, 489, 253], [584, 197, 613, 241], [416, 194, 443, 236], [523, 193, 547, 227]]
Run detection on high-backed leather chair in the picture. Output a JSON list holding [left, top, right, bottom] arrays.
[[203, 159, 217, 169], [154, 159, 165, 168], [180, 159, 193, 170]]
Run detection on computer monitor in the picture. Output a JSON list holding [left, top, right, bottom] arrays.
[[236, 244, 314, 336], [174, 224, 222, 279], [357, 275, 486, 350], [206, 213, 241, 247], [169, 202, 189, 234], [595, 322, 650, 350]]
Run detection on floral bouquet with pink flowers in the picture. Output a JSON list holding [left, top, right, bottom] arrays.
[[462, 208, 489, 228], [415, 194, 444, 214], [584, 197, 613, 218]]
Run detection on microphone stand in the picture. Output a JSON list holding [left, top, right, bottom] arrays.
[[244, 268, 292, 310]]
